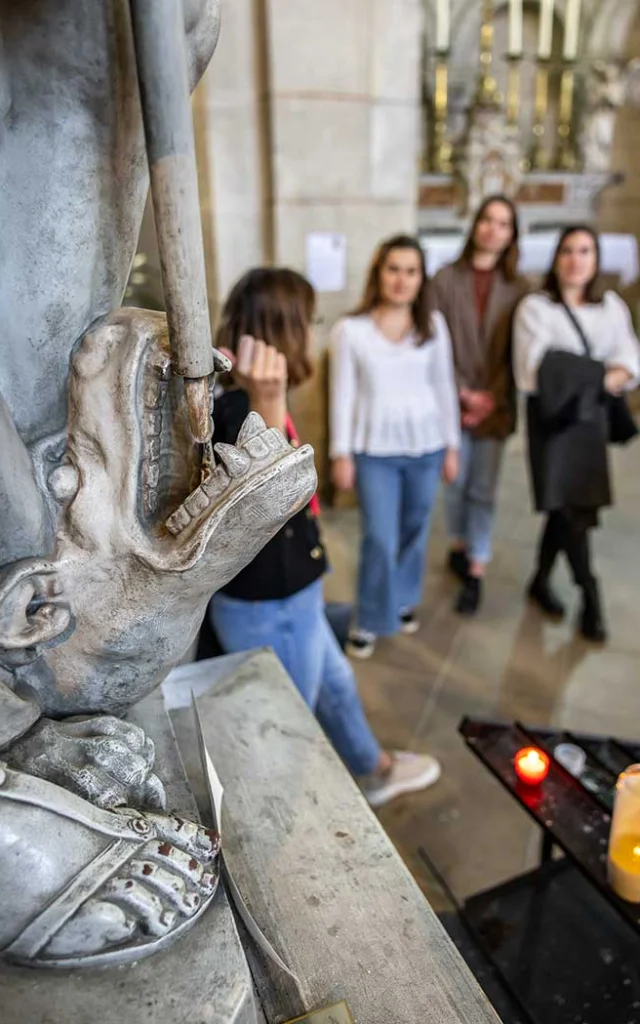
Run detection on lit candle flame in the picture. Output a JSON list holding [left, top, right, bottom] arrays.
[[514, 746, 550, 784]]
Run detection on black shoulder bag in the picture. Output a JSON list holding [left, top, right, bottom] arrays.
[[561, 301, 638, 446]]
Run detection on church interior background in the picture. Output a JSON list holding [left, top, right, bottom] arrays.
[[127, 0, 640, 961]]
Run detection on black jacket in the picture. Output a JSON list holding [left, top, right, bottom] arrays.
[[527, 350, 610, 514], [214, 389, 328, 600]]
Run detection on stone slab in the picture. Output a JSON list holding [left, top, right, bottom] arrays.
[[0, 689, 261, 1024], [167, 651, 503, 1024]]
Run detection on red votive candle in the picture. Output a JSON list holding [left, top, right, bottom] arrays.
[[514, 746, 550, 786]]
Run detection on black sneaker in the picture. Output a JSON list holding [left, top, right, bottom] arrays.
[[455, 576, 482, 616], [528, 573, 565, 618], [399, 610, 419, 635], [448, 549, 469, 582]]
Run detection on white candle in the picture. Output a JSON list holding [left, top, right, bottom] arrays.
[[608, 767, 640, 904], [538, 0, 555, 59], [435, 0, 450, 53], [508, 0, 523, 57], [563, 0, 582, 61]]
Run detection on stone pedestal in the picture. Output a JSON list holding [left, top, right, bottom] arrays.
[[165, 651, 503, 1024], [0, 689, 261, 1024], [2, 651, 502, 1023]]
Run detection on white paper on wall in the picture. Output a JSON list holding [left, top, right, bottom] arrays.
[[305, 232, 347, 293]]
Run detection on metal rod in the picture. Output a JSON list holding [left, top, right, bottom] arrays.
[[478, 0, 498, 103], [129, 0, 214, 444], [554, 66, 576, 169], [529, 63, 550, 170], [506, 59, 521, 126], [431, 57, 452, 174]]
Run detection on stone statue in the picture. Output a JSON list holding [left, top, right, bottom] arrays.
[[454, 96, 523, 216], [580, 60, 630, 173], [0, 0, 316, 968]]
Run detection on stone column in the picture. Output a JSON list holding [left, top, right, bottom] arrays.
[[264, 0, 424, 485], [596, 8, 640, 320]]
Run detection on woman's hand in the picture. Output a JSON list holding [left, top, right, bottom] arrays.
[[460, 388, 495, 428], [219, 335, 288, 429], [331, 455, 356, 492], [604, 366, 632, 396], [223, 335, 287, 399], [442, 448, 459, 484]]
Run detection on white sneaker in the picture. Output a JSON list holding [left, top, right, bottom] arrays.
[[399, 610, 419, 635], [346, 629, 376, 660], [361, 752, 441, 808]]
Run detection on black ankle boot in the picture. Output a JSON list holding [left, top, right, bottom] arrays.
[[528, 573, 565, 618], [448, 549, 469, 582], [455, 576, 482, 616], [580, 577, 608, 643]]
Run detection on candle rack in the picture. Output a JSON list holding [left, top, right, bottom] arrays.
[[458, 718, 640, 1023]]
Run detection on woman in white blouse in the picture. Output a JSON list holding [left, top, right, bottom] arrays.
[[514, 225, 640, 642], [330, 235, 460, 658]]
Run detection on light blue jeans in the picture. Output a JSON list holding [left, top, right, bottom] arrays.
[[354, 451, 445, 636], [444, 430, 504, 565], [209, 578, 381, 776]]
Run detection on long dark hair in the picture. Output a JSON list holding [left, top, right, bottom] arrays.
[[351, 234, 435, 343], [460, 195, 520, 282], [543, 224, 604, 304], [216, 267, 315, 387]]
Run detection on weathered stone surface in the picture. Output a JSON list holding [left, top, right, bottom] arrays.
[[167, 652, 502, 1024], [0, 688, 261, 1024]]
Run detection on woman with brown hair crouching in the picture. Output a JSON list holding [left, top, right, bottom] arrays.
[[209, 267, 441, 807]]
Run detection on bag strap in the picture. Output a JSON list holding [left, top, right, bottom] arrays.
[[561, 300, 593, 359]]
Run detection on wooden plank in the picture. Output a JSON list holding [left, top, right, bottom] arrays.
[[168, 652, 502, 1024]]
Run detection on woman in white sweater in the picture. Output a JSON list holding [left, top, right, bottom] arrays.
[[330, 235, 460, 658], [514, 225, 640, 642]]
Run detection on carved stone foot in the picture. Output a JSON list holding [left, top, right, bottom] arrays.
[[6, 715, 166, 810], [0, 765, 220, 968]]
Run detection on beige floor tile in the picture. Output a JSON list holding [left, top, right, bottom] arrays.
[[320, 433, 640, 906]]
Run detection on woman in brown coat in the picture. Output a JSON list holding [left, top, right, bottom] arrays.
[[433, 196, 527, 615]]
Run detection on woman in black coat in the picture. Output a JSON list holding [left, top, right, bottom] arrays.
[[513, 225, 640, 642]]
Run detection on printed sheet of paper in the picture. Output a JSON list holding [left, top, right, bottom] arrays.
[[305, 233, 347, 293]]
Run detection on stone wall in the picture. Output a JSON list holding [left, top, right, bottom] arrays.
[[192, 0, 271, 323], [264, 0, 424, 488], [597, 10, 640, 316]]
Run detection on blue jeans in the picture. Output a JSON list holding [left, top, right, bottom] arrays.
[[209, 579, 381, 776], [444, 430, 504, 565], [354, 451, 445, 636]]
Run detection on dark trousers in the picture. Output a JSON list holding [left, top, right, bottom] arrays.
[[536, 511, 594, 588]]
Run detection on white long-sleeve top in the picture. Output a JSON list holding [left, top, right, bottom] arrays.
[[329, 312, 461, 458], [513, 291, 640, 395]]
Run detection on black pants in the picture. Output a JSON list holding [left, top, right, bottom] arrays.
[[536, 510, 594, 588]]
